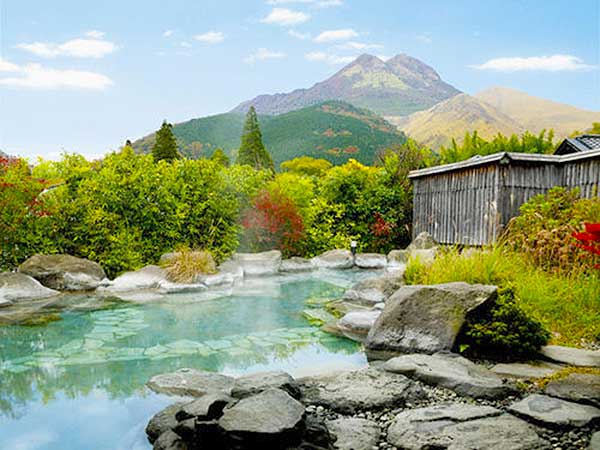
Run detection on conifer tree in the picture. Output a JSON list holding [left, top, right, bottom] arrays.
[[152, 121, 180, 162], [236, 107, 274, 170], [211, 148, 230, 167]]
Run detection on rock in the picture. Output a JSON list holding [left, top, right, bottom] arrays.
[[299, 367, 426, 414], [354, 253, 387, 269], [387, 411, 548, 450], [147, 368, 235, 397], [545, 373, 600, 407], [106, 265, 167, 292], [406, 232, 437, 251], [342, 273, 404, 306], [508, 394, 600, 428], [540, 345, 600, 367], [303, 308, 337, 326], [280, 257, 315, 272], [176, 392, 233, 421], [490, 361, 563, 379], [303, 414, 334, 449], [365, 282, 497, 355], [326, 417, 380, 450], [326, 300, 371, 317], [18, 254, 106, 291], [233, 251, 282, 276], [337, 310, 381, 342], [0, 272, 60, 302], [387, 249, 409, 266], [218, 259, 244, 282], [383, 353, 514, 399], [153, 430, 188, 450], [218, 388, 305, 449], [232, 371, 302, 400], [159, 281, 207, 294], [146, 403, 185, 443], [311, 250, 354, 270], [196, 272, 234, 287], [590, 431, 600, 450]]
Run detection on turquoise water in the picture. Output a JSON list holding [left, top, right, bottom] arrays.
[[0, 271, 372, 450]]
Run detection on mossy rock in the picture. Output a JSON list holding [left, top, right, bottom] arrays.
[[20, 313, 62, 327]]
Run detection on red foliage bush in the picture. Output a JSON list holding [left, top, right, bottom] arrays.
[[573, 223, 600, 268]]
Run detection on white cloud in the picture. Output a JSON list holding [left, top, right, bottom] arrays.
[[194, 31, 225, 44], [17, 37, 117, 58], [471, 54, 595, 72], [0, 62, 113, 89], [415, 32, 432, 44], [336, 41, 382, 50], [314, 28, 358, 43], [288, 30, 310, 40], [261, 8, 310, 26], [245, 48, 286, 64], [163, 30, 174, 38], [85, 30, 105, 39], [0, 58, 20, 72], [305, 51, 355, 65], [266, 0, 342, 6]]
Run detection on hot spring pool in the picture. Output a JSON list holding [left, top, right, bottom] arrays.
[[0, 270, 376, 450]]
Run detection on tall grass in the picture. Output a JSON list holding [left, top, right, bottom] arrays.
[[405, 247, 600, 346], [161, 247, 217, 283]]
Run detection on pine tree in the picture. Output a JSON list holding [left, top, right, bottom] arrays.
[[152, 121, 180, 162], [211, 148, 230, 167], [236, 107, 274, 170]]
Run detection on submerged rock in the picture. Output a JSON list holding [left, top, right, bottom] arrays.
[[0, 272, 60, 303], [354, 253, 387, 269], [18, 254, 106, 291], [544, 373, 600, 407], [231, 371, 302, 400], [147, 368, 235, 397], [540, 345, 600, 368], [383, 353, 514, 399], [508, 394, 600, 428], [365, 282, 497, 355], [280, 257, 315, 272], [326, 417, 380, 450], [311, 250, 354, 270], [233, 250, 282, 276]]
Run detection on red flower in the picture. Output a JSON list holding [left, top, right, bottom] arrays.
[[573, 223, 600, 268]]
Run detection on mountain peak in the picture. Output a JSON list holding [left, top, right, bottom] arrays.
[[351, 53, 385, 67]]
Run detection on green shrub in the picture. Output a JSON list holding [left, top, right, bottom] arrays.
[[161, 248, 217, 283]]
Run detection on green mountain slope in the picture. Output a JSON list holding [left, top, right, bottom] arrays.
[[133, 101, 407, 167]]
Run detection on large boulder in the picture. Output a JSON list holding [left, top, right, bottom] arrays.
[[406, 231, 437, 251], [299, 367, 426, 414], [231, 371, 302, 400], [365, 282, 497, 356], [18, 254, 106, 291], [326, 417, 380, 450], [387, 249, 409, 266], [153, 430, 188, 450], [540, 345, 600, 367], [280, 257, 314, 273], [544, 373, 600, 407], [233, 251, 282, 276], [146, 403, 186, 443], [147, 368, 235, 397], [311, 250, 354, 270], [337, 310, 381, 342], [508, 394, 600, 428], [342, 273, 404, 306], [383, 353, 514, 399], [175, 393, 233, 421], [0, 272, 60, 304], [218, 388, 305, 449], [354, 253, 387, 269]]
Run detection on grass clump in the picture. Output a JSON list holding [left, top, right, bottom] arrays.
[[161, 247, 217, 283]]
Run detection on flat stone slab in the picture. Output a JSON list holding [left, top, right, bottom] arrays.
[[383, 353, 514, 399], [147, 368, 235, 397], [299, 367, 426, 414], [545, 373, 600, 407], [326, 417, 380, 450], [280, 257, 314, 272], [491, 361, 563, 379], [540, 345, 600, 367], [387, 412, 548, 450], [311, 249, 354, 270], [508, 394, 600, 428], [231, 371, 302, 399]]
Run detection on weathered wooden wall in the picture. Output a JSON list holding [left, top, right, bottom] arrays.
[[412, 154, 600, 245]]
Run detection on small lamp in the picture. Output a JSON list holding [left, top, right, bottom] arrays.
[[350, 240, 357, 256]]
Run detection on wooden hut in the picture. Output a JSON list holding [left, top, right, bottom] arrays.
[[408, 136, 600, 245]]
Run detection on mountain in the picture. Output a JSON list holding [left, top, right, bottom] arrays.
[[232, 54, 460, 117], [390, 93, 524, 149], [133, 100, 407, 167], [475, 87, 600, 139]]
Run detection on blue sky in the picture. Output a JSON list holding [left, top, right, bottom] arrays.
[[0, 0, 598, 159]]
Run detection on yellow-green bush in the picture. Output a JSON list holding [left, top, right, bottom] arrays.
[[161, 248, 217, 283]]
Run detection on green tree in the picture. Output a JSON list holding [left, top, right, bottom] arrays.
[[152, 120, 180, 162], [236, 107, 274, 171], [280, 156, 332, 177], [211, 148, 230, 167]]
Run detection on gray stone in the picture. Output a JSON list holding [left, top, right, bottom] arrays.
[[337, 310, 381, 342], [0, 272, 60, 302], [280, 257, 315, 272], [508, 394, 600, 427], [540, 345, 600, 367], [354, 253, 387, 269], [326, 417, 380, 450], [383, 353, 514, 399], [366, 282, 497, 355], [233, 250, 282, 276], [342, 273, 404, 306], [146, 403, 185, 443], [231, 371, 302, 400], [218, 259, 244, 282], [18, 254, 106, 291], [176, 392, 233, 421], [491, 361, 563, 379], [387, 412, 548, 450], [106, 265, 167, 292], [406, 231, 437, 251], [153, 430, 188, 450], [299, 367, 426, 414], [545, 373, 600, 407], [196, 272, 234, 287], [387, 249, 409, 266], [590, 431, 600, 450], [218, 388, 305, 448], [147, 368, 235, 397], [311, 249, 354, 270]]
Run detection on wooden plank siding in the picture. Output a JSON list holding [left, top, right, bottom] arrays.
[[410, 151, 600, 245]]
